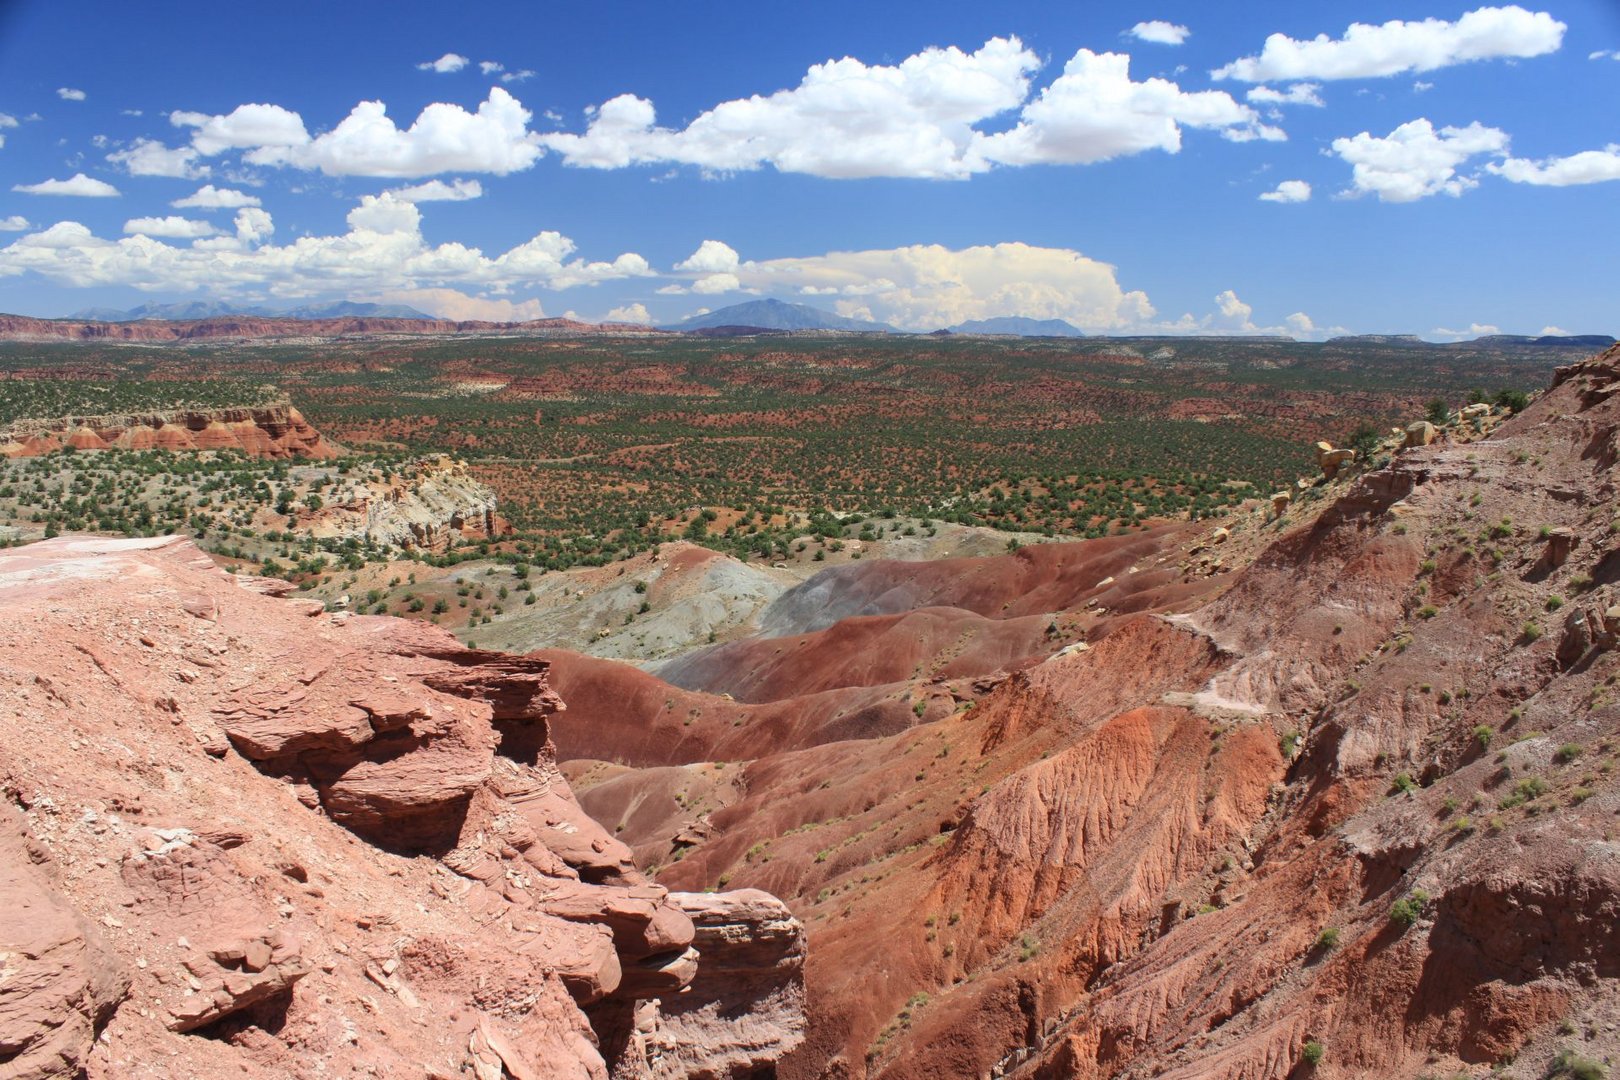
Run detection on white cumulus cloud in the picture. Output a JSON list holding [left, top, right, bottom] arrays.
[[171, 184, 261, 209], [171, 103, 311, 156], [1332, 118, 1508, 201], [690, 273, 741, 294], [541, 37, 1039, 179], [418, 53, 469, 74], [13, 173, 120, 197], [382, 287, 545, 321], [604, 302, 651, 324], [1259, 179, 1311, 202], [0, 215, 30, 231], [1214, 289, 1254, 328], [0, 113, 18, 129], [1127, 21, 1190, 46], [242, 88, 542, 177], [1246, 83, 1324, 107], [977, 49, 1277, 166], [675, 239, 741, 274], [0, 194, 651, 297], [384, 178, 484, 201], [1214, 6, 1566, 82], [57, 87, 87, 101], [480, 61, 504, 75], [106, 138, 210, 178], [1487, 145, 1620, 186], [122, 216, 218, 239], [721, 241, 1156, 332]]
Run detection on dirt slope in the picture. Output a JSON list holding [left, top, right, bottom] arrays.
[[549, 345, 1620, 1080]]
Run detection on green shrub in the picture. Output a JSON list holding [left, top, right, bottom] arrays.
[[1301, 1040, 1325, 1066], [1390, 890, 1429, 929], [1551, 1049, 1607, 1080], [1391, 772, 1419, 795], [1314, 927, 1340, 952], [1556, 743, 1583, 764], [1497, 776, 1549, 811], [1473, 725, 1494, 748]]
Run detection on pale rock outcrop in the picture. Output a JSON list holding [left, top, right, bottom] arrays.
[[1314, 440, 1355, 479], [301, 455, 508, 552], [1405, 419, 1437, 447], [649, 891, 807, 1079]]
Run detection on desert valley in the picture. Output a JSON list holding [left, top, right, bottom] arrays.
[[3, 2, 1619, 1077], [1, 314, 1619, 1080]]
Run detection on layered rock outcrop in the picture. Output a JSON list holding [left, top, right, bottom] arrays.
[[0, 534, 802, 1078], [300, 454, 509, 551], [0, 398, 340, 459]]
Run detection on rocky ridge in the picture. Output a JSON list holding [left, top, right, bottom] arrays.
[[0, 535, 803, 1078], [0, 397, 340, 459]]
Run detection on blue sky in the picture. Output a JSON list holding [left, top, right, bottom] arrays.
[[0, 0, 1615, 337]]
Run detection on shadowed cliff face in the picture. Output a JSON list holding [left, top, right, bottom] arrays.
[[0, 535, 803, 1079], [545, 345, 1620, 1080]]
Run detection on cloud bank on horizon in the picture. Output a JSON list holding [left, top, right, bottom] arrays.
[[0, 2, 1614, 337]]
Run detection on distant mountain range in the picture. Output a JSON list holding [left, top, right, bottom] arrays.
[[66, 300, 433, 322], [1329, 332, 1616, 348], [1473, 333, 1616, 348], [667, 298, 900, 333], [948, 316, 1085, 337], [667, 300, 1101, 338]]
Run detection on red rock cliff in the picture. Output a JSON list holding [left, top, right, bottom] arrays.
[[0, 398, 341, 459], [0, 535, 803, 1078]]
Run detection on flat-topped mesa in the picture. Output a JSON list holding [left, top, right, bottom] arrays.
[[0, 396, 341, 459], [0, 534, 803, 1078]]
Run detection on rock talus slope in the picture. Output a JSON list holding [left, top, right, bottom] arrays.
[[0, 535, 802, 1078]]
